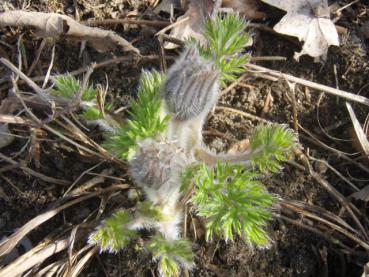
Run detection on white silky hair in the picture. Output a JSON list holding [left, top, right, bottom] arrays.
[[163, 45, 220, 121], [163, 45, 220, 150], [129, 138, 190, 190], [128, 194, 183, 240], [129, 138, 192, 240]]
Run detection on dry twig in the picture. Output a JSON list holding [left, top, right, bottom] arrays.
[[0, 184, 127, 258], [0, 10, 139, 54], [246, 63, 369, 107]]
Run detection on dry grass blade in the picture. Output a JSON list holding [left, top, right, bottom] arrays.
[[1, 57, 49, 102], [0, 55, 171, 87], [309, 156, 359, 192], [68, 169, 117, 196], [0, 152, 69, 185], [306, 158, 369, 241], [0, 10, 139, 54], [0, 237, 69, 277], [83, 18, 170, 28], [34, 260, 65, 277], [282, 199, 361, 235], [71, 66, 94, 109], [7, 78, 106, 161], [68, 246, 98, 277], [219, 75, 247, 96], [346, 102, 369, 159], [298, 124, 369, 174], [0, 114, 32, 125], [246, 63, 369, 107], [215, 106, 270, 123], [57, 115, 126, 167], [279, 215, 354, 253], [281, 201, 369, 250], [0, 185, 126, 258], [66, 226, 79, 275], [62, 162, 106, 197]]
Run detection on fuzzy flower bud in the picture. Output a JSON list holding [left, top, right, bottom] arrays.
[[129, 138, 191, 205], [163, 45, 220, 121]]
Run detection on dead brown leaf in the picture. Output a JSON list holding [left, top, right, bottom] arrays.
[[227, 138, 250, 154], [222, 0, 267, 19], [0, 236, 71, 276], [0, 10, 139, 54], [260, 0, 339, 61], [351, 185, 369, 202], [164, 0, 221, 49]]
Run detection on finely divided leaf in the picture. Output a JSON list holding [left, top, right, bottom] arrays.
[[103, 70, 169, 160], [249, 124, 297, 172], [197, 14, 250, 86], [88, 210, 137, 253], [190, 163, 274, 246], [147, 234, 193, 277]]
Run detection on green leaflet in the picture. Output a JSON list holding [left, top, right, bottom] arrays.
[[249, 124, 297, 172], [51, 74, 97, 101], [147, 234, 193, 277], [194, 13, 250, 87], [190, 162, 274, 245], [88, 210, 137, 253], [103, 70, 170, 160]]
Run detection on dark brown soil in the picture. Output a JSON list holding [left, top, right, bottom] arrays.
[[1, 1, 369, 277]]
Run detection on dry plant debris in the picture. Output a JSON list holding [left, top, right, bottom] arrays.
[[222, 0, 267, 19], [0, 10, 139, 54], [260, 0, 339, 60], [346, 102, 369, 162], [1, 0, 369, 276], [0, 124, 14, 150], [164, 0, 221, 49], [154, 0, 184, 13], [352, 185, 369, 202]]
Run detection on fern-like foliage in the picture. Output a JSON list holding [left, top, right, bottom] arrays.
[[190, 163, 274, 246], [88, 210, 137, 253], [249, 124, 297, 172], [51, 74, 97, 102], [147, 234, 193, 277], [103, 70, 170, 160], [195, 14, 249, 87], [137, 201, 164, 221], [180, 163, 201, 192]]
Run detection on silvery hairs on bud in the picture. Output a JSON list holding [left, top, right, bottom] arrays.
[[163, 45, 220, 122], [129, 138, 191, 204]]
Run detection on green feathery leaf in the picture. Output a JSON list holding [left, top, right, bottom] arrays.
[[103, 70, 170, 160], [194, 13, 249, 87], [88, 210, 137, 253], [180, 163, 202, 193], [147, 234, 193, 277], [249, 124, 297, 172], [190, 163, 274, 246], [137, 201, 164, 221], [51, 74, 97, 102]]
